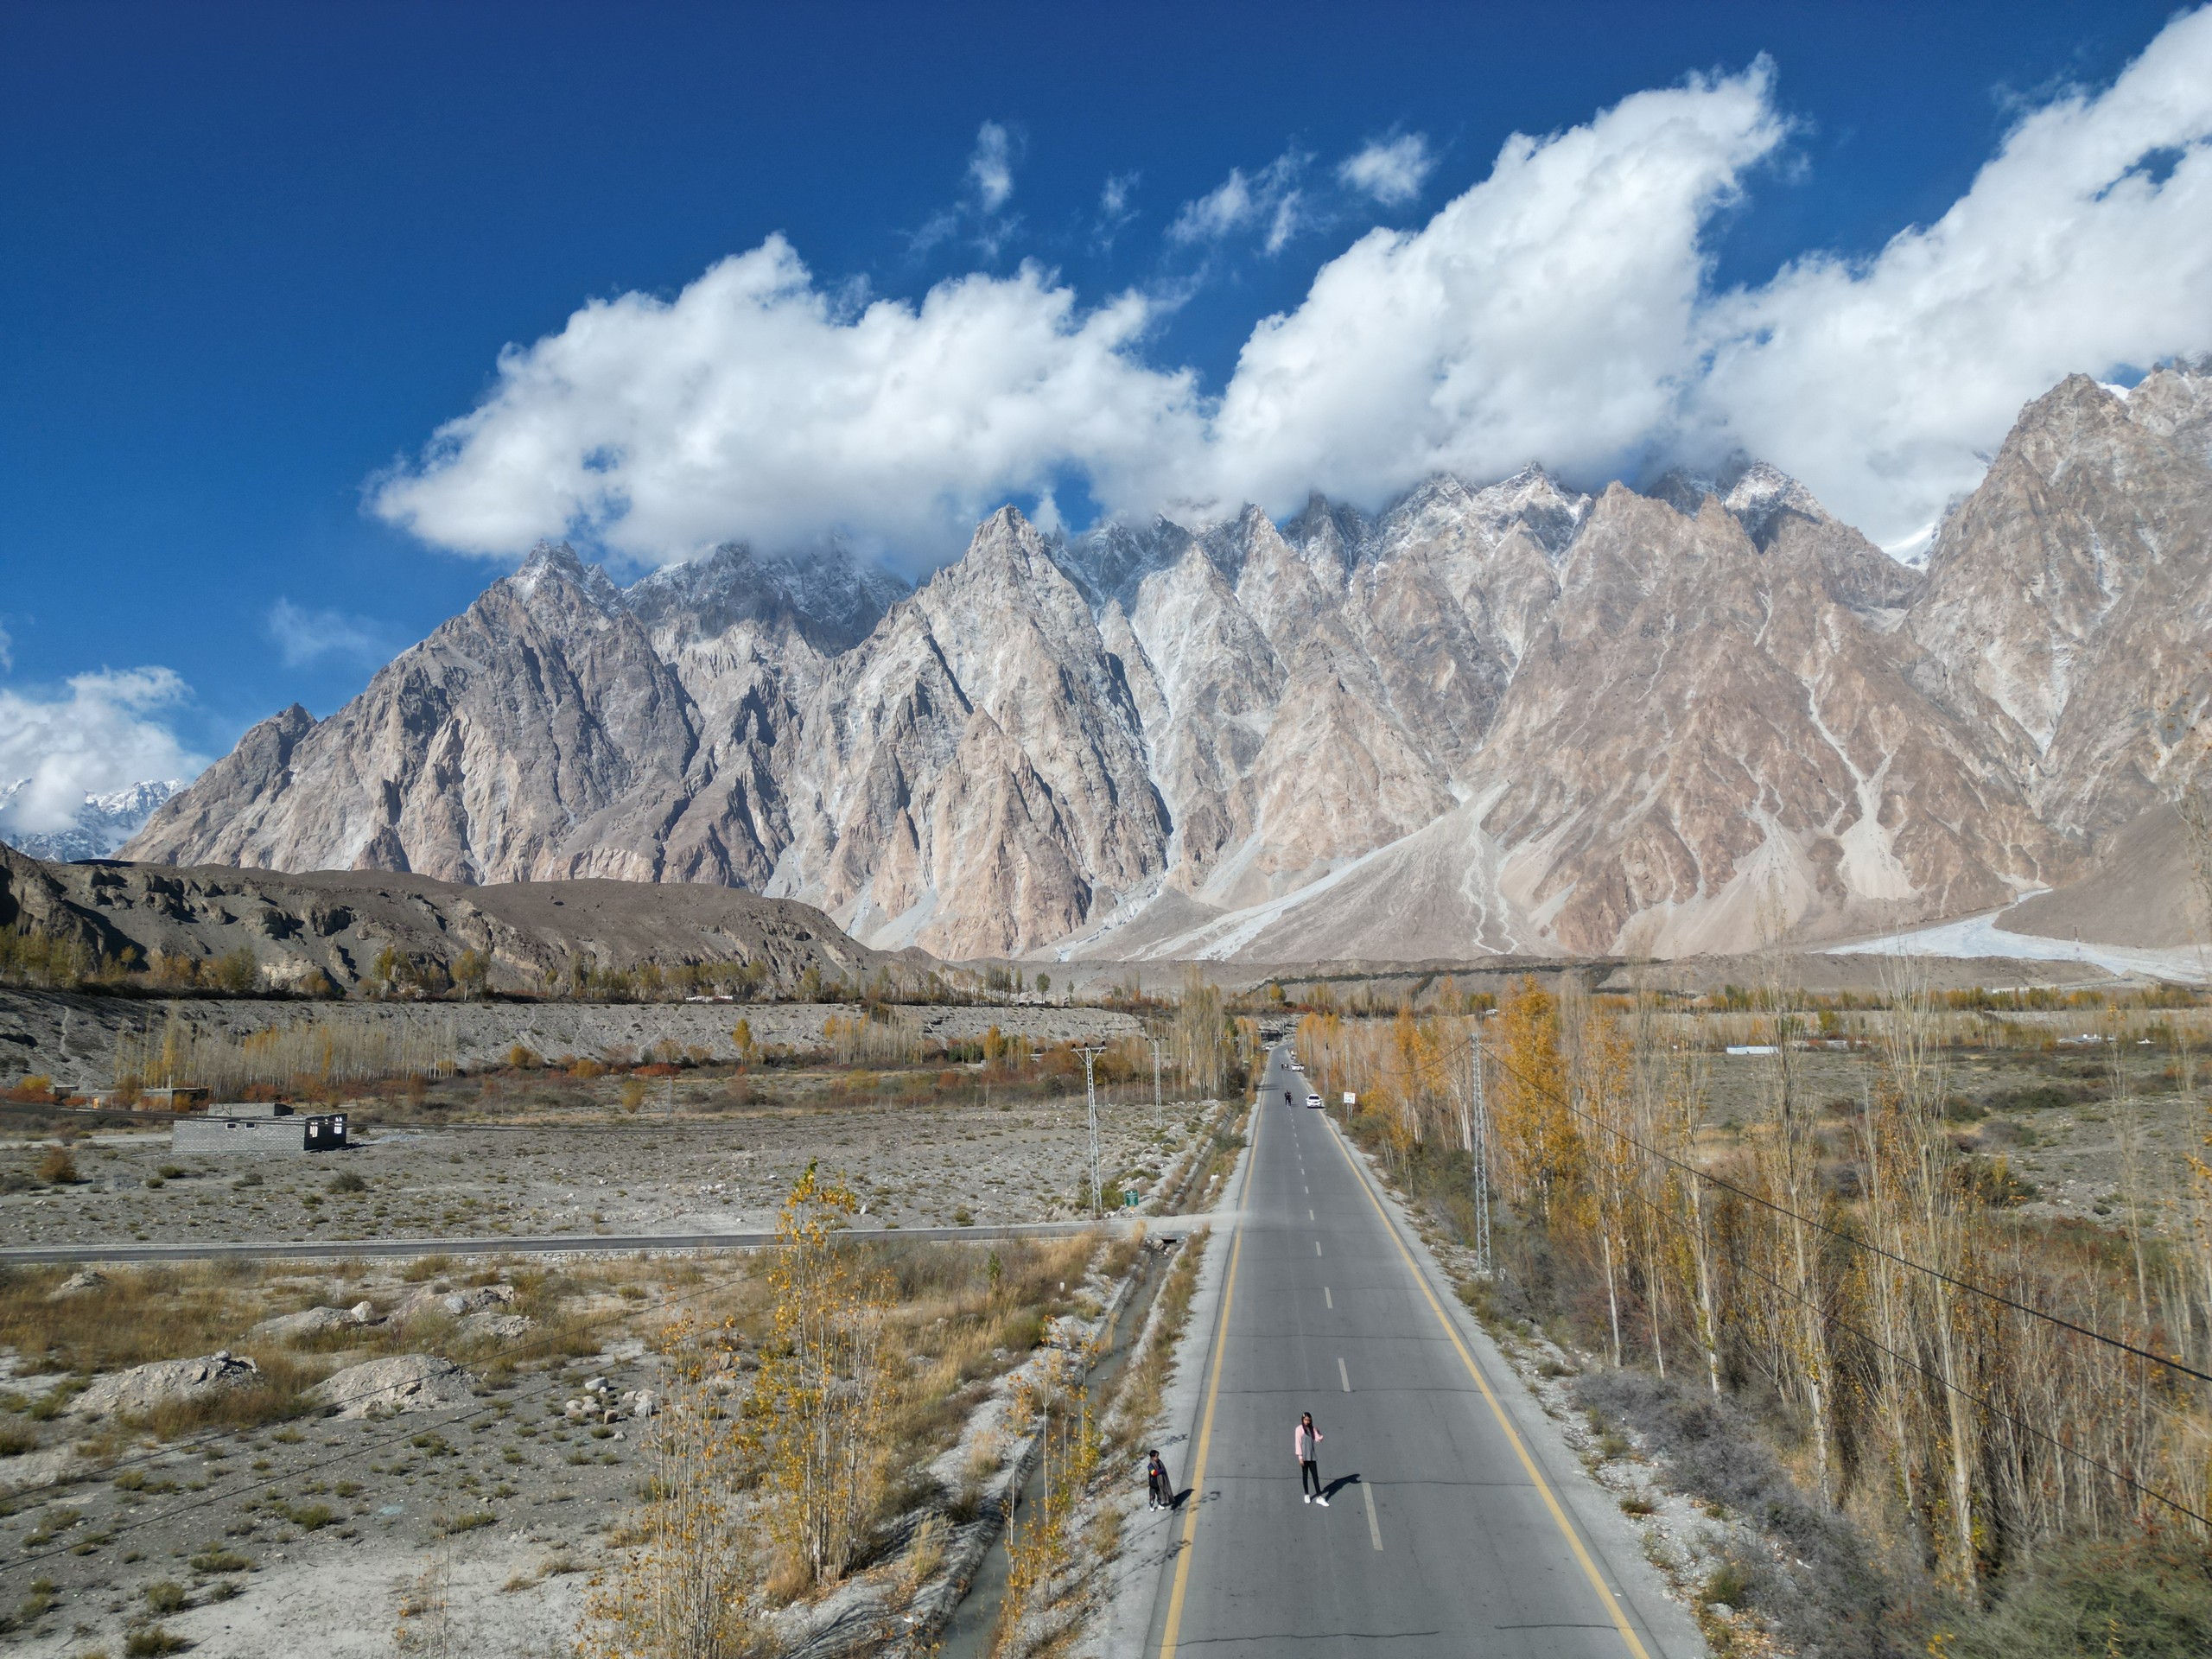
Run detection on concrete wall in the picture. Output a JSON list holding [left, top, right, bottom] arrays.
[[174, 1116, 306, 1154], [175, 1113, 347, 1154]]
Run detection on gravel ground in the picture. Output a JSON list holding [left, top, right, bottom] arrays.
[[0, 1088, 1207, 1249], [0, 1261, 676, 1659], [0, 1090, 1217, 1656]]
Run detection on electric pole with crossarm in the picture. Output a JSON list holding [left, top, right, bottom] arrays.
[[1077, 1045, 1106, 1217]]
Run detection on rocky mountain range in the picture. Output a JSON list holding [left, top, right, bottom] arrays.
[[122, 367, 2212, 963], [0, 779, 183, 863]]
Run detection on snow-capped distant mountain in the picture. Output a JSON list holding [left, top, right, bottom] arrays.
[[0, 779, 187, 862]]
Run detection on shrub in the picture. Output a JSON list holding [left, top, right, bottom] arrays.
[[1937, 1531, 2212, 1659], [144, 1580, 188, 1613], [327, 1171, 366, 1194], [188, 1548, 253, 1574], [1574, 1366, 1896, 1659], [125, 1627, 188, 1656], [35, 1147, 78, 1185], [283, 1502, 336, 1530]]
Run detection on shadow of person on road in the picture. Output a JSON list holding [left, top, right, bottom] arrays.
[[1170, 1486, 1196, 1510], [1321, 1473, 1361, 1502]]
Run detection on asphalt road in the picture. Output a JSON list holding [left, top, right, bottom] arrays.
[[1146, 1047, 1680, 1659], [0, 1213, 1215, 1265]]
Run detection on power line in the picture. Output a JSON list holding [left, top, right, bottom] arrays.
[[1313, 1024, 2212, 1531], [1605, 1162, 2212, 1532], [1465, 1027, 2212, 1388]]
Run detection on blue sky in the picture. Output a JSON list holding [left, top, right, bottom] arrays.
[[3, 0, 2209, 829]]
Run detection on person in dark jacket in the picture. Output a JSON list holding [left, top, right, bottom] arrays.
[[1295, 1413, 1325, 1503], [1147, 1449, 1172, 1510]]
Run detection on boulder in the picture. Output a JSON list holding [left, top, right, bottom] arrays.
[[306, 1354, 474, 1418], [66, 1351, 261, 1419], [464, 1313, 533, 1342], [47, 1268, 108, 1301], [248, 1306, 356, 1343], [392, 1281, 516, 1326]]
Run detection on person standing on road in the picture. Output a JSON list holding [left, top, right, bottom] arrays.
[[1147, 1449, 1172, 1510], [1295, 1412, 1326, 1504]]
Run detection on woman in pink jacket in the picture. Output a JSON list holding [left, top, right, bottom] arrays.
[[1295, 1412, 1326, 1504]]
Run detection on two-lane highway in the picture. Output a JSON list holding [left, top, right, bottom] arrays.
[[1146, 1047, 1686, 1658]]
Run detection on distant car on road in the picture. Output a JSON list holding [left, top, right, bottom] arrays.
[[1291, 1061, 1305, 1072], [1306, 1092, 1323, 1109]]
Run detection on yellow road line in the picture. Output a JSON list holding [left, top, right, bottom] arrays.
[[1325, 1118, 1655, 1659], [1157, 1100, 1258, 1659]]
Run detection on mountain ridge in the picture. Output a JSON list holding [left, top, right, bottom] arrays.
[[123, 366, 2212, 963]]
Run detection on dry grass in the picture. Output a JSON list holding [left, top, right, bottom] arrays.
[[1103, 1231, 1207, 1453], [0, 1261, 278, 1376]]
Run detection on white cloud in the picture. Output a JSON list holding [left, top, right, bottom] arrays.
[[0, 623, 12, 673], [1688, 5, 2212, 540], [0, 669, 207, 835], [373, 239, 1209, 561], [1337, 133, 1433, 204], [1167, 152, 1306, 250], [1203, 63, 1786, 511], [969, 121, 1015, 212], [374, 9, 2212, 563], [266, 600, 391, 669]]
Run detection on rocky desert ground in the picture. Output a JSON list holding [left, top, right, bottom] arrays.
[[0, 1073, 1241, 1658]]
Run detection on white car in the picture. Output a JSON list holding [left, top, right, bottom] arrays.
[[1306, 1092, 1323, 1109]]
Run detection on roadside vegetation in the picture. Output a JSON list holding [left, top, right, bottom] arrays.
[[1296, 972, 2212, 1656], [579, 1169, 1141, 1657]]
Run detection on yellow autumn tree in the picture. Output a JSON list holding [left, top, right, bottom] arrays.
[[582, 1313, 760, 1659], [748, 1161, 893, 1592], [1491, 977, 1583, 1221]]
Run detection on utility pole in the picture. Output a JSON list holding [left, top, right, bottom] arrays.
[[1469, 1030, 1493, 1277], [1148, 1037, 1163, 1130], [1077, 1046, 1106, 1217]]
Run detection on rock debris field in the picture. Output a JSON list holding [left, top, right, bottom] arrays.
[[0, 1085, 1218, 1656], [2, 1090, 1195, 1249]]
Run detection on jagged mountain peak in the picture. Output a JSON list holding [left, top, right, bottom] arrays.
[[0, 777, 187, 863], [625, 537, 906, 656], [1058, 512, 1198, 609], [506, 540, 629, 618], [124, 369, 2202, 965], [2122, 359, 2212, 448]]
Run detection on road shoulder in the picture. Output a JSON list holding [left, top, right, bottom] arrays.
[[1082, 1102, 1259, 1659]]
